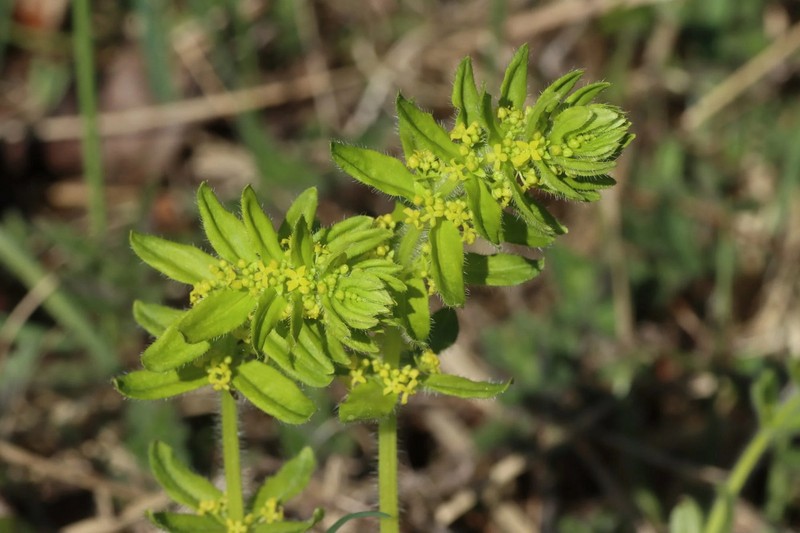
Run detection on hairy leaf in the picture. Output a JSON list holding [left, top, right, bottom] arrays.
[[339, 381, 397, 422], [429, 220, 465, 306], [232, 360, 315, 424], [197, 183, 256, 263], [114, 366, 208, 400], [132, 300, 183, 337], [149, 441, 222, 510], [141, 325, 210, 372], [241, 186, 283, 262], [252, 447, 315, 508], [464, 253, 544, 286], [331, 143, 416, 200], [130, 231, 215, 285], [422, 374, 509, 399]]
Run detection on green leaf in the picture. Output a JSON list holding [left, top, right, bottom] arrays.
[[500, 212, 556, 248], [281, 188, 318, 238], [197, 182, 256, 263], [251, 290, 288, 353], [499, 44, 529, 110], [549, 106, 594, 145], [130, 231, 215, 285], [241, 186, 283, 262], [464, 253, 544, 286], [148, 512, 225, 533], [429, 220, 465, 306], [509, 179, 567, 235], [177, 289, 256, 343], [262, 329, 334, 388], [396, 94, 460, 161], [148, 441, 222, 510], [114, 366, 208, 400], [132, 300, 183, 337], [398, 278, 430, 342], [331, 142, 417, 200], [565, 81, 610, 105], [668, 497, 704, 533], [326, 511, 391, 533], [339, 381, 397, 422], [291, 219, 314, 268], [252, 447, 315, 508], [232, 360, 315, 424], [452, 57, 483, 128], [422, 373, 509, 399], [141, 325, 211, 372], [524, 70, 584, 136], [428, 307, 459, 353], [396, 224, 423, 268], [463, 175, 503, 243]]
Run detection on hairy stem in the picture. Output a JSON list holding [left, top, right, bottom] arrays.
[[221, 390, 244, 521], [379, 328, 404, 533]]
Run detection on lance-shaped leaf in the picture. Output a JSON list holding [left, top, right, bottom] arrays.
[[534, 161, 588, 201], [232, 360, 315, 424], [177, 289, 256, 343], [280, 188, 318, 240], [291, 219, 314, 268], [396, 94, 460, 161], [133, 300, 183, 337], [241, 186, 283, 262], [142, 325, 211, 372], [524, 70, 584, 137], [397, 278, 430, 342], [396, 224, 423, 268], [293, 322, 335, 376], [252, 447, 315, 509], [509, 179, 567, 235], [261, 329, 333, 387], [197, 183, 256, 263], [463, 175, 503, 243], [428, 307, 459, 353], [339, 381, 397, 422], [148, 512, 225, 533], [130, 231, 215, 285], [565, 81, 610, 106], [548, 106, 595, 145], [429, 220, 465, 307], [114, 366, 208, 400], [500, 212, 556, 248], [422, 374, 510, 399], [499, 44, 529, 110], [452, 57, 483, 128], [149, 441, 223, 510], [464, 253, 544, 286], [251, 290, 289, 354], [331, 143, 416, 200]]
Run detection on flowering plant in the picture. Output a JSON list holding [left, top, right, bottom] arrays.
[[115, 44, 632, 532]]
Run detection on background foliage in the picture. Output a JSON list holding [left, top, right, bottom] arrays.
[[1, 0, 799, 531]]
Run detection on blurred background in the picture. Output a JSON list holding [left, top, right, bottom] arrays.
[[1, 0, 800, 531]]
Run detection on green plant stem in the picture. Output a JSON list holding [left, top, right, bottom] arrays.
[[378, 412, 399, 533], [221, 390, 244, 521], [703, 391, 800, 533], [71, 0, 106, 238], [378, 329, 403, 533]]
